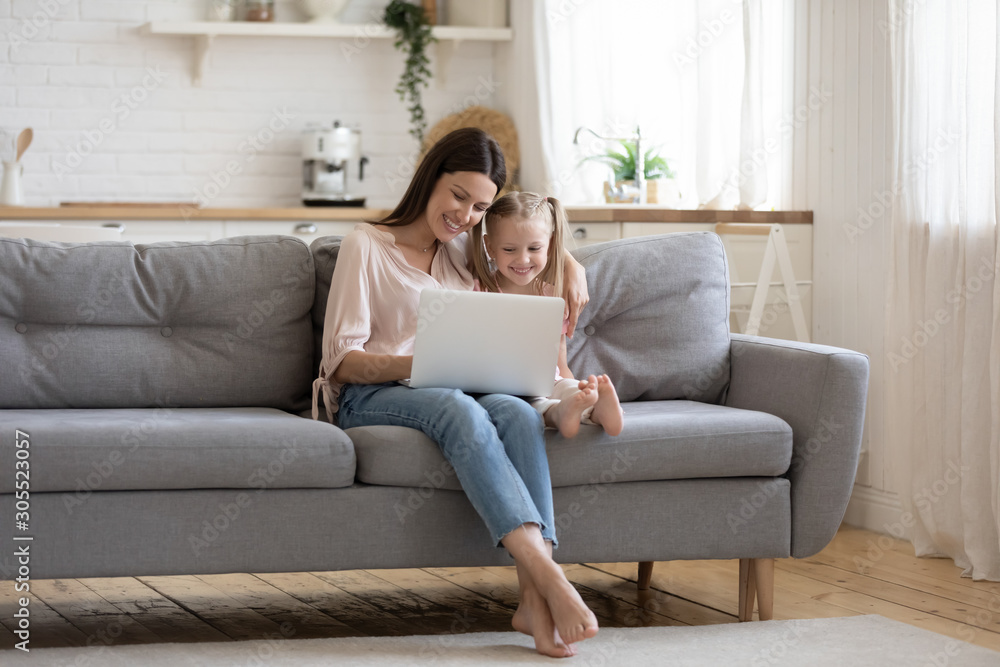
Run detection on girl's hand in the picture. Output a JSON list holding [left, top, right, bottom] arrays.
[[563, 253, 589, 337]]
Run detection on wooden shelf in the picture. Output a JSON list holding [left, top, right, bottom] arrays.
[[140, 21, 512, 86], [142, 21, 512, 40]]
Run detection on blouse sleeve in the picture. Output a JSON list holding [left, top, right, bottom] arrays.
[[320, 230, 373, 383]]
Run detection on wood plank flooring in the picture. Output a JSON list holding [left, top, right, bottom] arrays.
[[3, 525, 999, 652]]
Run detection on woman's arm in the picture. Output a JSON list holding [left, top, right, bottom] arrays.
[[556, 336, 574, 380], [333, 350, 412, 385], [562, 250, 589, 337], [320, 230, 399, 387]]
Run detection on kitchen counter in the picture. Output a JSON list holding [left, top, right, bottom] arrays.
[[0, 205, 812, 224]]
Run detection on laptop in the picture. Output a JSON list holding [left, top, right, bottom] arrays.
[[404, 288, 565, 397]]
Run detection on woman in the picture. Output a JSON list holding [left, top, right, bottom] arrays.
[[312, 128, 598, 657]]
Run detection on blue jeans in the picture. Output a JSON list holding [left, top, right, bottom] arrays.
[[338, 382, 556, 547]]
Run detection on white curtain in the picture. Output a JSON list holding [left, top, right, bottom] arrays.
[[887, 0, 1000, 580], [501, 0, 556, 198], [518, 0, 782, 210]]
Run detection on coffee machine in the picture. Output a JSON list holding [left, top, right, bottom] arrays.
[[302, 121, 369, 207]]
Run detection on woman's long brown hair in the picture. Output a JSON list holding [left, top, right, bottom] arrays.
[[378, 128, 507, 228]]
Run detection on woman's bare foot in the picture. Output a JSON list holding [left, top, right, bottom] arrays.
[[504, 527, 599, 650], [512, 584, 576, 657], [535, 568, 599, 644], [513, 556, 576, 657], [545, 377, 598, 438], [591, 374, 624, 436], [518, 551, 598, 645]]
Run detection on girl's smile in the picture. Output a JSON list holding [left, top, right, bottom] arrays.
[[486, 215, 552, 293]]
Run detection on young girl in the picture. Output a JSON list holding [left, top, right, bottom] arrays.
[[472, 192, 625, 439]]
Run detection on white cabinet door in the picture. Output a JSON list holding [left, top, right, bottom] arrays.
[[224, 221, 361, 244], [0, 220, 227, 244], [566, 222, 621, 248], [116, 221, 227, 244]]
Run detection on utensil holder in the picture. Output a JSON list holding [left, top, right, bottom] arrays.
[[0, 161, 24, 206]]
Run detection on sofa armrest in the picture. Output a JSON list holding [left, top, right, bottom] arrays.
[[725, 333, 870, 558]]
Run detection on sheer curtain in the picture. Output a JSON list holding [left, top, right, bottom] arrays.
[[509, 0, 785, 210], [887, 0, 1000, 580]]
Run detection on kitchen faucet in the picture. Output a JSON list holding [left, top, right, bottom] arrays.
[[573, 125, 646, 205]]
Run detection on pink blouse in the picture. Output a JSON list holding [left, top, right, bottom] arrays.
[[312, 223, 474, 421]]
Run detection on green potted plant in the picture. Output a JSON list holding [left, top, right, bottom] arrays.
[[586, 140, 678, 204], [384, 0, 436, 144]]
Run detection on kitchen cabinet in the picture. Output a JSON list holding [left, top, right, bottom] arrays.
[[566, 222, 622, 249], [0, 219, 226, 244], [0, 207, 380, 244], [118, 221, 227, 244], [224, 220, 360, 244]]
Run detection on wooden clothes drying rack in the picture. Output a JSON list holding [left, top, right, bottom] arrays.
[[714, 223, 811, 343]]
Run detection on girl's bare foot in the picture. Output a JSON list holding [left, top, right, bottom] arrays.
[[545, 377, 598, 438], [591, 374, 624, 436]]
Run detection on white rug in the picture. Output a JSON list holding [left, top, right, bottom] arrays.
[[4, 615, 998, 666]]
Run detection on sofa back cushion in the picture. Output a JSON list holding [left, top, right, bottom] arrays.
[[568, 232, 731, 404], [0, 236, 315, 411]]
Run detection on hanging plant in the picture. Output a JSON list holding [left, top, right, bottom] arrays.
[[384, 0, 436, 144]]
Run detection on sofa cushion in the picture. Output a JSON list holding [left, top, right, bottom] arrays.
[[568, 232, 731, 404], [0, 408, 355, 493], [346, 400, 792, 491], [0, 236, 315, 411]]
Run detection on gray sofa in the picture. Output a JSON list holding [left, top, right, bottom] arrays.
[[0, 231, 869, 622]]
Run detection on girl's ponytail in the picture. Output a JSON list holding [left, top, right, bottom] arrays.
[[540, 196, 569, 298], [471, 212, 502, 294]]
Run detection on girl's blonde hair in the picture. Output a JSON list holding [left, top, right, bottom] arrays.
[[472, 192, 570, 296]]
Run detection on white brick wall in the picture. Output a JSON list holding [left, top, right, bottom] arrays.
[[2, 0, 503, 208]]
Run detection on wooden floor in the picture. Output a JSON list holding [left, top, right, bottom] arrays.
[[3, 525, 1000, 652]]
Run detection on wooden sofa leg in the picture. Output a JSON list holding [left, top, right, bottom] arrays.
[[738, 558, 756, 621], [753, 558, 774, 621], [637, 561, 654, 590]]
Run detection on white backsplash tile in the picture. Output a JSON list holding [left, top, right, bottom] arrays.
[[6, 0, 501, 208]]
